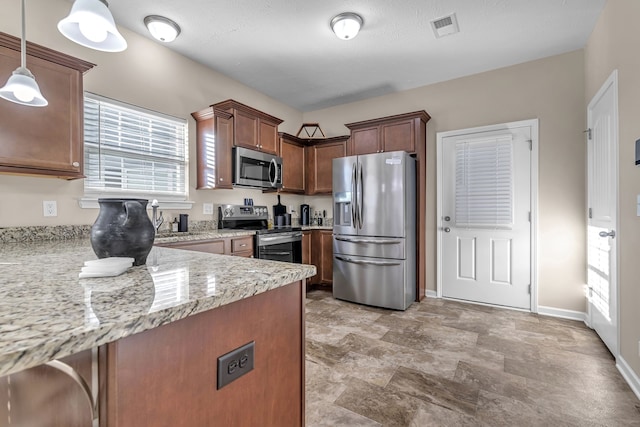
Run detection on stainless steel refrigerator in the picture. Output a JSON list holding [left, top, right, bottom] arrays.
[[332, 151, 416, 310]]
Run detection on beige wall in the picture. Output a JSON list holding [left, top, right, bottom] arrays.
[[585, 0, 640, 379], [0, 0, 305, 227], [305, 51, 587, 312]]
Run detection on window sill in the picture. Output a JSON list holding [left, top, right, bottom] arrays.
[[78, 197, 195, 210]]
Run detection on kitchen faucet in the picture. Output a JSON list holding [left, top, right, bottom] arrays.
[[151, 199, 164, 232]]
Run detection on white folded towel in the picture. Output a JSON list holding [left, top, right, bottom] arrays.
[[79, 257, 134, 278]]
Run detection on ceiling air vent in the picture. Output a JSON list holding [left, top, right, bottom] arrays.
[[430, 13, 459, 38]]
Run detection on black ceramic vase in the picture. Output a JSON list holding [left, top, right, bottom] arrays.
[[90, 198, 155, 266]]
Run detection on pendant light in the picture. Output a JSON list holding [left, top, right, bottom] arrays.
[[57, 0, 127, 52], [0, 0, 48, 107], [330, 13, 363, 40]]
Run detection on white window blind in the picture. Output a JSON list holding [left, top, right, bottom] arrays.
[[455, 136, 514, 228], [83, 93, 188, 199]]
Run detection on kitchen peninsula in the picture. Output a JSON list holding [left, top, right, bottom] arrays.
[[0, 237, 315, 426]]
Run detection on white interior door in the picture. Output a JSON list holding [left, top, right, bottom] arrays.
[[587, 70, 618, 357], [438, 122, 534, 310]]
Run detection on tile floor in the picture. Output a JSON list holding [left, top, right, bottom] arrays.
[[304, 290, 640, 426]]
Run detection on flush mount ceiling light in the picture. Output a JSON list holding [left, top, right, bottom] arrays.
[[0, 0, 48, 107], [330, 12, 363, 40], [57, 0, 127, 52], [144, 15, 181, 43]]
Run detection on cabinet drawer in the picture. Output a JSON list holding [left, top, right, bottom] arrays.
[[231, 236, 254, 254]]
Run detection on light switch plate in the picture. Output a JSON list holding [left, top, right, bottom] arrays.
[[203, 203, 214, 215]]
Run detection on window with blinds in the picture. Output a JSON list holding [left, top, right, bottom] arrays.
[[455, 136, 514, 228], [83, 93, 187, 199]]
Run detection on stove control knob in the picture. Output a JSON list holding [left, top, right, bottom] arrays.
[[224, 208, 233, 217]]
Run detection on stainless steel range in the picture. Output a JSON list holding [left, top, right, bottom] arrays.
[[218, 204, 302, 263]]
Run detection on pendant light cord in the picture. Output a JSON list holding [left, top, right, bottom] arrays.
[[20, 0, 26, 69]]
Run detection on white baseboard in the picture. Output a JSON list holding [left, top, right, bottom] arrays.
[[425, 290, 438, 298], [617, 355, 640, 401], [537, 305, 587, 323]]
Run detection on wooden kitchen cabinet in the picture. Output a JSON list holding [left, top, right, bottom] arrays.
[[310, 230, 333, 288], [101, 282, 304, 426], [278, 133, 305, 193], [345, 111, 430, 156], [156, 235, 254, 257], [305, 136, 348, 195], [213, 99, 283, 155], [0, 32, 94, 179], [191, 107, 234, 189]]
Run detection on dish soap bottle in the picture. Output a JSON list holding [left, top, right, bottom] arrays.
[[172, 217, 179, 232]]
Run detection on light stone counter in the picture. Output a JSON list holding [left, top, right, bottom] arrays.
[[0, 238, 315, 377], [153, 229, 255, 244], [300, 226, 333, 231]]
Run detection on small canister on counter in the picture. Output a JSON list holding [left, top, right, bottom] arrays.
[[178, 214, 189, 232]]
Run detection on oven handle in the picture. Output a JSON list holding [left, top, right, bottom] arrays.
[[259, 233, 302, 242], [334, 256, 402, 266], [334, 237, 402, 245], [262, 251, 293, 256]]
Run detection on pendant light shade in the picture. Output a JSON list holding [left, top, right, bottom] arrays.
[[57, 0, 127, 52], [330, 12, 363, 40], [0, 0, 48, 107], [144, 15, 181, 43]]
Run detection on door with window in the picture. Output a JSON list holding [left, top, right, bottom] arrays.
[[439, 121, 534, 310], [587, 70, 618, 357]]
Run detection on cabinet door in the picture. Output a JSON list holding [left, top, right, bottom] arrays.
[[0, 44, 88, 178], [302, 231, 311, 265], [259, 120, 278, 154], [380, 119, 416, 153], [319, 231, 333, 285], [234, 109, 259, 150], [280, 136, 305, 193], [193, 109, 234, 189], [350, 127, 379, 155], [306, 141, 347, 194]]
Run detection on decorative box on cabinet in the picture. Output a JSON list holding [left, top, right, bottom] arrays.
[[278, 133, 306, 193], [191, 107, 234, 189], [0, 32, 94, 179], [305, 136, 348, 195], [345, 111, 430, 156], [213, 99, 283, 155]]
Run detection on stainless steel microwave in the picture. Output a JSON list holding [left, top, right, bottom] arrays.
[[233, 146, 283, 189]]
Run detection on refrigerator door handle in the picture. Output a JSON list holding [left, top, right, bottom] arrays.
[[351, 162, 358, 228], [357, 161, 364, 229], [334, 237, 402, 245], [335, 255, 402, 266]]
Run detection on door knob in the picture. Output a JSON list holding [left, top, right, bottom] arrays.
[[598, 230, 616, 238], [443, 227, 451, 233]]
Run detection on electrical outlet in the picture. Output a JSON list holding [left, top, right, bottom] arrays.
[[217, 341, 254, 389], [43, 201, 57, 217], [203, 203, 214, 215]]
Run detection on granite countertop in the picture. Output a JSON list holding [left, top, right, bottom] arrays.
[[153, 229, 255, 244], [0, 238, 315, 377], [301, 226, 333, 231]]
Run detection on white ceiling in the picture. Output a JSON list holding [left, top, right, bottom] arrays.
[[105, 0, 606, 112]]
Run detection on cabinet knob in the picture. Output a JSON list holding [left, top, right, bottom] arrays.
[[220, 178, 224, 181], [72, 161, 80, 167]]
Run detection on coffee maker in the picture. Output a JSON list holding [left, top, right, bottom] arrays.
[[300, 204, 310, 225]]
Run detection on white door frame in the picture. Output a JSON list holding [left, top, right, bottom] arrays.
[[586, 69, 619, 358], [436, 119, 539, 312]]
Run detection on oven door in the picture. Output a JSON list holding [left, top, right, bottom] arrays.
[[255, 232, 302, 263], [233, 147, 282, 189]]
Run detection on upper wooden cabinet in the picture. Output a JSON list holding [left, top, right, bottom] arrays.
[[345, 111, 431, 156], [0, 33, 94, 179], [213, 99, 283, 155], [305, 136, 348, 195], [278, 133, 305, 194], [191, 107, 234, 189]]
